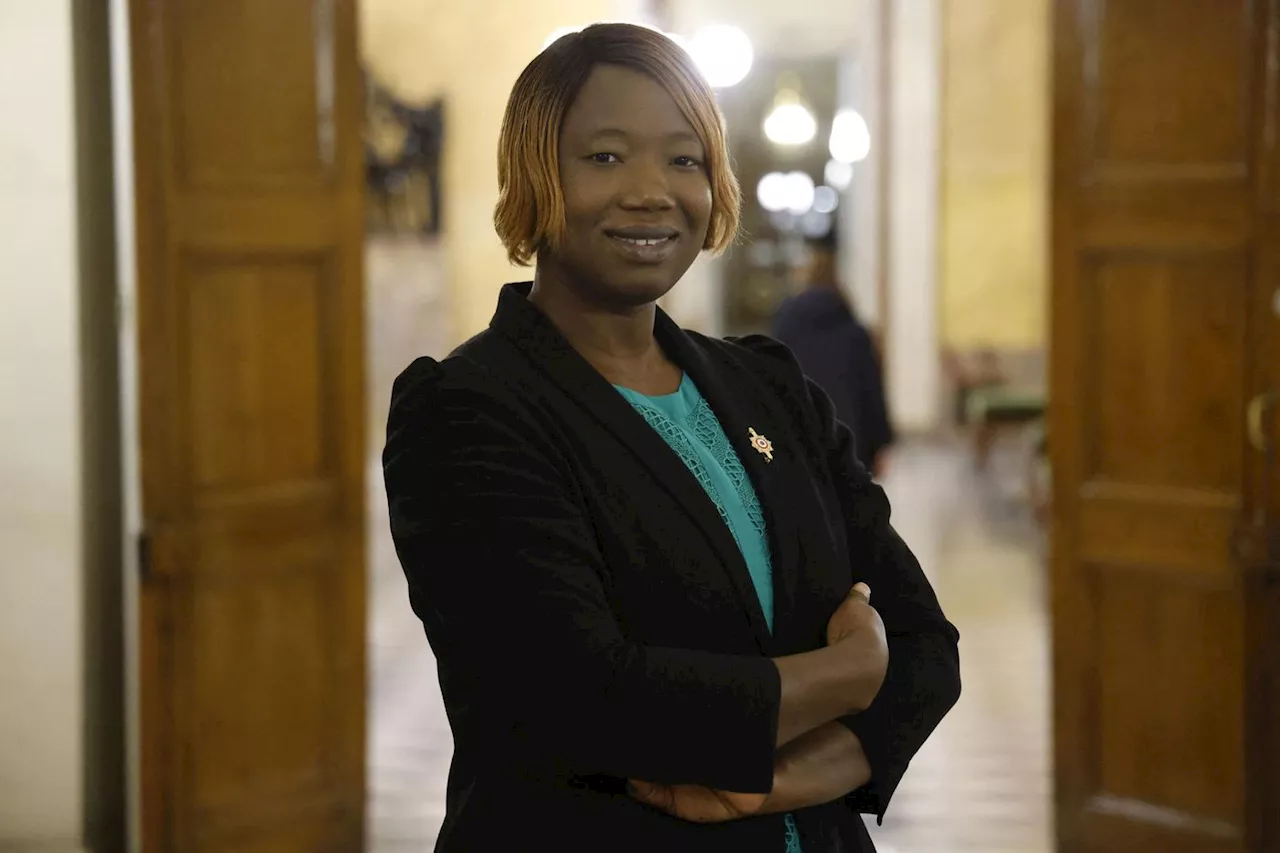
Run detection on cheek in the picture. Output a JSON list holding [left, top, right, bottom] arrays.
[[558, 164, 608, 226], [697, 184, 714, 216], [689, 186, 714, 237]]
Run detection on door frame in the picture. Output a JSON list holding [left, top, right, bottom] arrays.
[[108, 0, 143, 848]]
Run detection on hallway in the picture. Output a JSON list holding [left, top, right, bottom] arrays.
[[366, 437, 1053, 852]]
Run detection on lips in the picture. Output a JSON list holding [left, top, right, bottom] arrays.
[[605, 227, 680, 264], [605, 226, 680, 240]]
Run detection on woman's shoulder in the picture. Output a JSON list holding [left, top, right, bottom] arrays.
[[685, 330, 808, 390], [682, 330, 826, 446], [389, 353, 494, 411], [386, 335, 538, 438]]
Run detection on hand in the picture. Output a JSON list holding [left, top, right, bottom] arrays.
[[627, 779, 768, 824], [826, 583, 889, 711], [826, 583, 872, 644]]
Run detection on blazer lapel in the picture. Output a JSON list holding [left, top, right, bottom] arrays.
[[656, 314, 803, 645], [489, 283, 772, 651]]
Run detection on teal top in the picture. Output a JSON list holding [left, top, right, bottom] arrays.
[[615, 374, 803, 853]]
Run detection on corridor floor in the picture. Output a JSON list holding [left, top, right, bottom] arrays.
[[366, 438, 1053, 853]]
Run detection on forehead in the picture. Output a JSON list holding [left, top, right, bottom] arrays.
[[562, 64, 699, 139]]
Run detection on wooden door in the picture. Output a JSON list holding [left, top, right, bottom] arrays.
[[129, 1, 366, 850], [1050, 1, 1280, 852]]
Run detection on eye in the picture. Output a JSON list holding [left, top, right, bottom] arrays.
[[588, 152, 621, 164], [673, 155, 704, 169]]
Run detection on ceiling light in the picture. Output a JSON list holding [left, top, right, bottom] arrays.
[[829, 108, 871, 163], [763, 72, 816, 146], [688, 24, 753, 88], [824, 159, 854, 191]]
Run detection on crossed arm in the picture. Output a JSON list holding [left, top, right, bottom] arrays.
[[621, 360, 963, 823], [631, 595, 882, 823]]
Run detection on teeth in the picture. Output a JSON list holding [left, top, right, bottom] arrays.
[[616, 236, 670, 246]]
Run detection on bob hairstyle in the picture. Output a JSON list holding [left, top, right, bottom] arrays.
[[494, 22, 741, 267]]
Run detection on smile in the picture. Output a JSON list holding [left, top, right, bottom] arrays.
[[606, 230, 686, 263], [606, 232, 680, 264], [613, 236, 673, 247]]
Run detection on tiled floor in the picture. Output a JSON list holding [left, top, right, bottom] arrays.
[[366, 335, 1053, 851], [864, 440, 1052, 853]]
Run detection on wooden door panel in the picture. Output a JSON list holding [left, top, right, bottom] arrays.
[[1258, 0, 1280, 214], [172, 0, 335, 188], [1244, 213, 1280, 850], [1077, 491, 1238, 578], [1084, 0, 1254, 173], [185, 569, 332, 807], [1094, 576, 1243, 819], [132, 0, 365, 850], [187, 255, 332, 490], [1081, 184, 1252, 248], [1083, 253, 1247, 493], [1079, 809, 1240, 853], [1052, 0, 1274, 850]]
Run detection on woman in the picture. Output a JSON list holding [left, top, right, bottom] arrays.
[[383, 23, 960, 853]]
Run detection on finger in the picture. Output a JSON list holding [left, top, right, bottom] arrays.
[[629, 780, 676, 813], [627, 779, 656, 803], [848, 582, 872, 603]]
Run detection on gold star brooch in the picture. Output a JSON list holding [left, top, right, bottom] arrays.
[[748, 427, 774, 462]]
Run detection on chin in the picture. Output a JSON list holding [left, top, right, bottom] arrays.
[[610, 273, 678, 306], [581, 266, 680, 310]]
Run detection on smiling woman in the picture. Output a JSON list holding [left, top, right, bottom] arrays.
[[541, 63, 712, 305], [383, 22, 960, 853], [494, 25, 739, 270]]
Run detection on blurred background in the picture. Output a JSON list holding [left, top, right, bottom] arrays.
[[2, 1, 1276, 852]]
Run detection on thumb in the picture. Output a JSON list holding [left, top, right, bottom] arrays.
[[851, 582, 872, 604]]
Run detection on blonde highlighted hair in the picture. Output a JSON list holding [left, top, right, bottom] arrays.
[[494, 22, 741, 266]]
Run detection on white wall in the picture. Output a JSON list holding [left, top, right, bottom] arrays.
[[1, 1, 122, 850], [886, 0, 941, 432], [839, 14, 882, 328], [0, 0, 86, 846]]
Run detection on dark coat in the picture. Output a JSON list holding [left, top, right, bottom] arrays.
[[773, 289, 894, 470], [382, 283, 960, 853]]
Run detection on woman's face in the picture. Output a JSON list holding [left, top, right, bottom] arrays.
[[545, 64, 714, 309]]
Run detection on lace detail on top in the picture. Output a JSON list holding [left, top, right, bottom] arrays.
[[622, 401, 768, 560], [687, 396, 769, 544], [784, 814, 802, 853]]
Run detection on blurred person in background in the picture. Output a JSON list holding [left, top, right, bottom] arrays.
[[772, 229, 894, 479], [383, 23, 958, 853]]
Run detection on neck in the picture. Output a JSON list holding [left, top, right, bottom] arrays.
[[528, 266, 675, 390]]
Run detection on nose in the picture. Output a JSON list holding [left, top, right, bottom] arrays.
[[618, 160, 674, 211]]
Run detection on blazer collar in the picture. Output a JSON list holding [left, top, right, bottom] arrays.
[[488, 282, 776, 651], [656, 307, 802, 647]]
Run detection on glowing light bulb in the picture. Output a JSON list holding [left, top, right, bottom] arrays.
[[829, 109, 871, 163], [688, 24, 753, 88], [764, 103, 817, 146]]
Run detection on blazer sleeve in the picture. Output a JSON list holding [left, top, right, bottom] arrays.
[[382, 357, 782, 792], [734, 336, 962, 823]]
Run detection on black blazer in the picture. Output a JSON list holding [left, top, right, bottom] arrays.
[[383, 283, 960, 853]]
